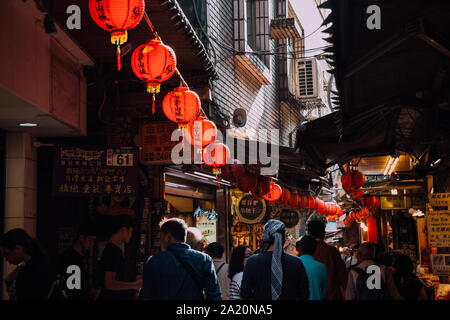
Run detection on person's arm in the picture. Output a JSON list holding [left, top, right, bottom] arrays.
[[203, 257, 222, 300], [297, 260, 310, 300], [104, 272, 141, 291]]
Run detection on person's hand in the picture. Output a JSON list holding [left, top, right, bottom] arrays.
[[134, 279, 143, 290]]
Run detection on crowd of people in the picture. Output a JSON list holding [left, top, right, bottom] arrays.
[[0, 214, 431, 300]]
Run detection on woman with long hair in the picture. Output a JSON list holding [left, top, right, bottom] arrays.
[[228, 245, 252, 300], [0, 229, 52, 300], [392, 254, 428, 300]]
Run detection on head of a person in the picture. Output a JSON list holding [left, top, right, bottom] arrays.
[[75, 224, 97, 252], [307, 219, 326, 240], [228, 245, 252, 280], [186, 227, 204, 251], [204, 242, 225, 260], [393, 254, 414, 276], [261, 219, 286, 250], [159, 218, 188, 250], [356, 242, 376, 263], [0, 229, 44, 265], [110, 214, 134, 244], [352, 244, 360, 256], [376, 252, 393, 267], [298, 235, 317, 256]]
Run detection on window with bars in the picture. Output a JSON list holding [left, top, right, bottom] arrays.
[[234, 0, 271, 68], [298, 60, 314, 96]]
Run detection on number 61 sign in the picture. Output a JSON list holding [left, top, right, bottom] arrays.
[[107, 149, 134, 167]]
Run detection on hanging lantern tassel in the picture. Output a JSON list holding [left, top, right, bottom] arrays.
[[116, 44, 121, 71], [111, 30, 127, 72], [152, 93, 156, 114]]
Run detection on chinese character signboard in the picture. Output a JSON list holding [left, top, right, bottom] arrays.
[[236, 194, 266, 224], [429, 193, 450, 210], [141, 122, 179, 163], [53, 146, 138, 196], [426, 211, 450, 248], [196, 216, 217, 244], [430, 254, 450, 276]]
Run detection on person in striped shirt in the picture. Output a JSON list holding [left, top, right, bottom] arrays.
[[228, 245, 253, 300]]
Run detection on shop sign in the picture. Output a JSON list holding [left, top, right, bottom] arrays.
[[426, 211, 450, 248], [141, 122, 178, 164], [429, 193, 450, 210], [381, 195, 406, 209], [196, 216, 217, 244], [280, 209, 299, 228], [236, 194, 266, 224], [430, 254, 450, 276], [53, 146, 138, 196]]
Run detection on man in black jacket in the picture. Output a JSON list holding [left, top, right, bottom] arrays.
[[240, 220, 309, 300]]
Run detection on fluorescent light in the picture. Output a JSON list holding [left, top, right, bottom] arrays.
[[18, 123, 38, 127], [193, 171, 218, 179], [383, 156, 399, 176], [391, 189, 398, 195], [431, 159, 441, 167]]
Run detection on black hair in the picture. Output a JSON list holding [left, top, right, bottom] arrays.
[[377, 252, 393, 267], [393, 254, 414, 276], [109, 214, 134, 235], [159, 218, 187, 242], [307, 219, 326, 239], [299, 235, 317, 255], [204, 242, 225, 259], [228, 245, 249, 280], [0, 228, 46, 259]]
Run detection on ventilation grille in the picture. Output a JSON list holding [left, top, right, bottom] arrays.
[[298, 60, 315, 96]]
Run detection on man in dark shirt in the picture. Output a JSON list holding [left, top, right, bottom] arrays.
[[98, 215, 142, 300], [139, 218, 222, 300], [59, 224, 96, 300], [240, 220, 309, 300]]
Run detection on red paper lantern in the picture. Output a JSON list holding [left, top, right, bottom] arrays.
[[89, 0, 145, 70], [351, 190, 364, 199], [251, 177, 271, 197], [327, 203, 338, 216], [362, 196, 381, 208], [341, 170, 366, 193], [131, 39, 176, 113], [289, 192, 300, 208], [238, 172, 257, 192], [280, 188, 291, 206], [263, 182, 282, 202], [184, 117, 217, 148], [336, 206, 344, 217], [221, 159, 245, 183], [202, 142, 230, 176], [162, 87, 200, 127], [303, 195, 315, 209], [314, 198, 325, 213]]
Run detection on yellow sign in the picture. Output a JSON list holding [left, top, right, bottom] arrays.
[[429, 193, 450, 210], [381, 196, 406, 210], [141, 122, 179, 164], [426, 211, 450, 248]]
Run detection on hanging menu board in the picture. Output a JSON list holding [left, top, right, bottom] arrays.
[[53, 146, 138, 196], [429, 193, 450, 210], [141, 122, 179, 164], [426, 211, 450, 248]]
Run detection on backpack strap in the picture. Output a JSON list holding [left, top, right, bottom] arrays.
[[352, 267, 365, 275], [216, 262, 226, 274], [167, 247, 205, 300]]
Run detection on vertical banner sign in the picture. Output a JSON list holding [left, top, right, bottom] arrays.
[[426, 211, 450, 248], [53, 146, 138, 196], [196, 216, 217, 244], [141, 122, 179, 163]]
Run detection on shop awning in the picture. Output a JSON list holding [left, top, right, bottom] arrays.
[[298, 0, 450, 170]]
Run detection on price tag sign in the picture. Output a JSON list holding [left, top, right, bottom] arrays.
[[107, 149, 134, 167]]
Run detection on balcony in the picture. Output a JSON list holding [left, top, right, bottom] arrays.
[[270, 17, 302, 39]]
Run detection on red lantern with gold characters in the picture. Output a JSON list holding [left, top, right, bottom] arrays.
[[89, 0, 145, 70], [131, 39, 176, 113], [263, 182, 282, 202], [202, 142, 230, 176], [341, 169, 366, 193], [184, 117, 217, 148], [238, 172, 257, 192], [221, 159, 245, 183], [162, 87, 200, 128]]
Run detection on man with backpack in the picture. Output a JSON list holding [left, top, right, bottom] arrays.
[[204, 242, 230, 300], [139, 218, 222, 300], [345, 242, 403, 300]]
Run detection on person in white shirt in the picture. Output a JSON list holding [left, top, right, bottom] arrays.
[[205, 242, 230, 300]]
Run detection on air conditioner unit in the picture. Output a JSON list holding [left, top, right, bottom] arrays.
[[297, 58, 327, 105]]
